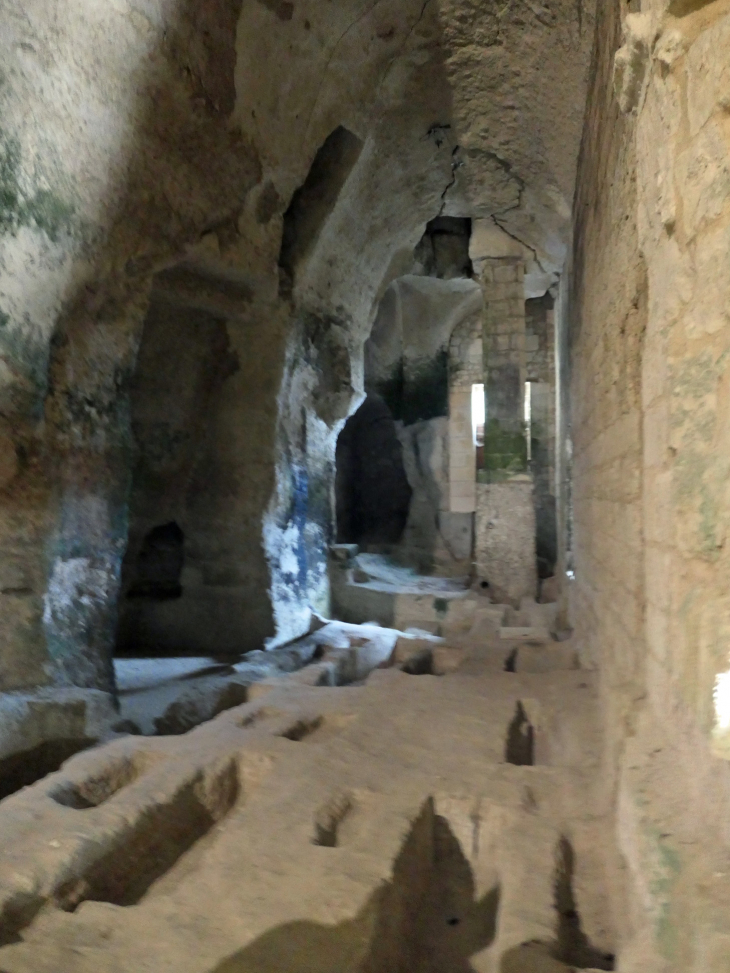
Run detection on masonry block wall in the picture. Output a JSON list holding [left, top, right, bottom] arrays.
[[475, 481, 536, 606], [481, 257, 527, 476], [525, 297, 555, 385], [473, 256, 536, 602], [568, 0, 644, 737], [448, 312, 482, 513], [567, 0, 730, 966]]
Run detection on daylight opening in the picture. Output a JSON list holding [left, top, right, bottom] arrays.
[[471, 383, 485, 446]]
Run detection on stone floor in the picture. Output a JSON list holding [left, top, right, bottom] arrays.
[[0, 618, 617, 973]]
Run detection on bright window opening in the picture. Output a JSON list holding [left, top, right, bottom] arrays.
[[471, 383, 485, 446], [524, 380, 532, 462]]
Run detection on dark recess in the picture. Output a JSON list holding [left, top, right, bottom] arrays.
[[375, 348, 450, 426], [505, 701, 535, 766], [335, 394, 412, 546], [504, 648, 517, 673], [279, 716, 324, 742], [127, 521, 184, 600], [55, 765, 239, 910], [0, 738, 93, 802], [401, 649, 434, 675], [279, 126, 363, 295], [526, 293, 558, 578], [414, 216, 473, 279]]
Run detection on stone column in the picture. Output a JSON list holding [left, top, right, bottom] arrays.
[[448, 384, 477, 513], [470, 224, 536, 604], [481, 256, 527, 476]]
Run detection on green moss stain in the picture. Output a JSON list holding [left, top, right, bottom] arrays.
[[483, 418, 527, 478], [375, 350, 449, 426], [651, 837, 682, 962], [0, 130, 75, 241], [699, 486, 721, 559], [671, 351, 716, 400], [0, 317, 51, 411], [375, 360, 405, 419], [405, 350, 449, 424], [0, 134, 23, 230], [672, 453, 725, 559], [25, 188, 75, 241], [673, 451, 707, 501]]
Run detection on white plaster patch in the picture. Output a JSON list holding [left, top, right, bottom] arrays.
[[43, 556, 113, 626], [277, 525, 301, 578]]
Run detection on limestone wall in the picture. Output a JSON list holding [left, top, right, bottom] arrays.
[[0, 0, 595, 688], [475, 481, 537, 606], [568, 0, 644, 743], [567, 0, 730, 967], [361, 276, 482, 574], [335, 394, 412, 549], [448, 308, 482, 515], [0, 0, 261, 689]]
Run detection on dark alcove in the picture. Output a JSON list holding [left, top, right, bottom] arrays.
[[335, 394, 412, 547]]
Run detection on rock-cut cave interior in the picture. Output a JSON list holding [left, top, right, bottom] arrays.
[[0, 0, 728, 970]]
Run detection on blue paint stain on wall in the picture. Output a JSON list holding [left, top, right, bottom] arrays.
[[278, 459, 334, 616], [291, 464, 309, 590]]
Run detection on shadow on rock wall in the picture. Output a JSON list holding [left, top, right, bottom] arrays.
[[212, 799, 500, 973], [336, 394, 412, 548]]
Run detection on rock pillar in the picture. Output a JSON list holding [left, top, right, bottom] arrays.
[[481, 256, 527, 476], [472, 239, 536, 604]]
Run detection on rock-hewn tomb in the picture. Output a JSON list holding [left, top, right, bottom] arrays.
[[0, 0, 728, 969]]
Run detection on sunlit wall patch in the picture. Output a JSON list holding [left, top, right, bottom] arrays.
[[712, 667, 730, 760], [714, 669, 730, 733], [471, 383, 484, 446]]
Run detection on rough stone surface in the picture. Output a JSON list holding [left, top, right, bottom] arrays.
[[476, 482, 537, 606], [0, 0, 596, 686], [0, 626, 615, 973], [14, 0, 730, 969], [563, 0, 730, 967], [335, 394, 412, 549]]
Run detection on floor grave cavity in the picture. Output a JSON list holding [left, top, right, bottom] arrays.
[[277, 713, 356, 744], [0, 623, 621, 973], [238, 706, 284, 729], [505, 701, 535, 767], [214, 797, 501, 973], [400, 648, 434, 675], [313, 791, 355, 847], [0, 739, 95, 803], [54, 759, 240, 910], [49, 752, 157, 810], [278, 716, 325, 742]]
